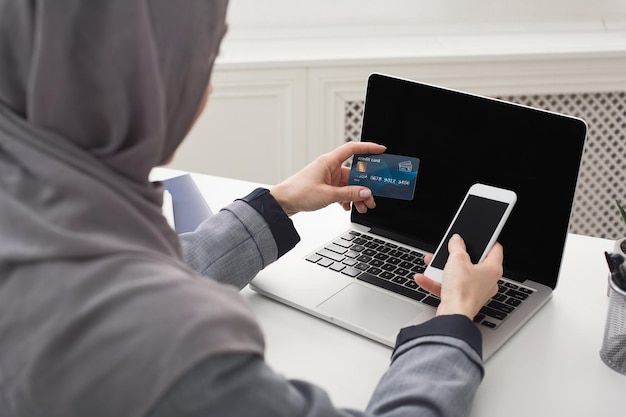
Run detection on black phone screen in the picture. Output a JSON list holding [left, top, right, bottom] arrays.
[[430, 195, 509, 269]]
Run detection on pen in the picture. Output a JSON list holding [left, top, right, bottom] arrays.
[[604, 251, 626, 293]]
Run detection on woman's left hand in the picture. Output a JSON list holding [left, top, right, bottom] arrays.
[[270, 142, 386, 216]]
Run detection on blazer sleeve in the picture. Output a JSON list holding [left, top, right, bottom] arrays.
[[148, 316, 484, 417], [179, 188, 300, 289]]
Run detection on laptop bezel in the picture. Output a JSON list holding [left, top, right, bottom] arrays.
[[350, 73, 588, 290]]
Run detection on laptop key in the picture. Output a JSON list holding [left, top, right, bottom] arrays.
[[317, 257, 334, 268], [392, 276, 408, 285], [332, 239, 353, 248], [411, 265, 425, 274], [404, 280, 418, 290], [341, 266, 361, 277], [398, 261, 414, 270], [330, 262, 345, 272], [400, 254, 416, 262], [356, 255, 372, 263], [487, 300, 514, 314], [492, 293, 507, 302], [506, 289, 529, 301], [403, 270, 417, 279], [325, 243, 348, 254], [316, 248, 345, 262], [342, 258, 357, 266], [306, 254, 322, 263], [367, 267, 383, 275], [364, 241, 379, 249], [473, 314, 486, 323], [357, 272, 426, 302], [395, 268, 410, 276], [350, 244, 366, 252], [355, 262, 370, 271], [422, 296, 441, 307], [380, 272, 395, 280], [505, 298, 522, 307], [480, 306, 508, 321], [381, 263, 397, 272]]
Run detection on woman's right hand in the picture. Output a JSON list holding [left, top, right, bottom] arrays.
[[415, 234, 503, 319]]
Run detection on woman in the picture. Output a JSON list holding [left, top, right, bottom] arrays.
[[0, 1, 503, 416]]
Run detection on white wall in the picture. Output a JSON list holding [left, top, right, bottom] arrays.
[[226, 0, 626, 34]]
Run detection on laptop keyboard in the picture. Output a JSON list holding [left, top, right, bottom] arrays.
[[306, 230, 535, 329]]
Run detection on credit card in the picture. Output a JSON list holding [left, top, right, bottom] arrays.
[[348, 153, 420, 201]]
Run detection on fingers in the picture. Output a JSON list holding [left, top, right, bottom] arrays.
[[329, 142, 385, 212], [332, 185, 375, 206], [414, 274, 442, 297], [353, 201, 368, 213], [478, 242, 504, 278], [483, 242, 504, 265], [334, 184, 375, 213], [448, 234, 503, 276], [330, 142, 386, 163], [339, 165, 351, 186]]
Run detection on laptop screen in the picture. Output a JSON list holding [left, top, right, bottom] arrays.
[[352, 73, 587, 288]]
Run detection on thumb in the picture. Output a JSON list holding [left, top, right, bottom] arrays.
[[447, 234, 466, 254], [334, 186, 372, 203]]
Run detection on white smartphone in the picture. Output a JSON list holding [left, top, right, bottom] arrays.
[[424, 183, 517, 283]]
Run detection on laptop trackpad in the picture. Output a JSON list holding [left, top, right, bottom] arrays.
[[317, 283, 432, 338]]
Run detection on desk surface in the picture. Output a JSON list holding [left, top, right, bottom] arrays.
[[153, 168, 626, 416]]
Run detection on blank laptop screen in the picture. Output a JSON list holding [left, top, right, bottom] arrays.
[[353, 74, 587, 288]]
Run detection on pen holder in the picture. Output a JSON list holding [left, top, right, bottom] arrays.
[[600, 274, 626, 375]]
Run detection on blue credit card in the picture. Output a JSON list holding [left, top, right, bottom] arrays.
[[348, 153, 420, 201]]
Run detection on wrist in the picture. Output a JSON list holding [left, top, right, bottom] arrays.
[[269, 184, 297, 217], [436, 300, 477, 320]]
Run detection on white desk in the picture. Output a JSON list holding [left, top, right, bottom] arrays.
[[154, 168, 626, 416]]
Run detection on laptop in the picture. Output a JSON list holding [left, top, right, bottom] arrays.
[[161, 174, 213, 233], [250, 73, 587, 360]]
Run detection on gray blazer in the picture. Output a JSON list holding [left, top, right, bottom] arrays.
[[179, 199, 280, 289], [167, 197, 484, 417]]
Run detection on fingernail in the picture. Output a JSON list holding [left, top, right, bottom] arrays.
[[451, 233, 461, 240], [359, 189, 372, 198]]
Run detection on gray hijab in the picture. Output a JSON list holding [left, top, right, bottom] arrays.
[[0, 1, 264, 416]]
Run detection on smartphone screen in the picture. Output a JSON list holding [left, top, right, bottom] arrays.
[[430, 195, 510, 269]]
